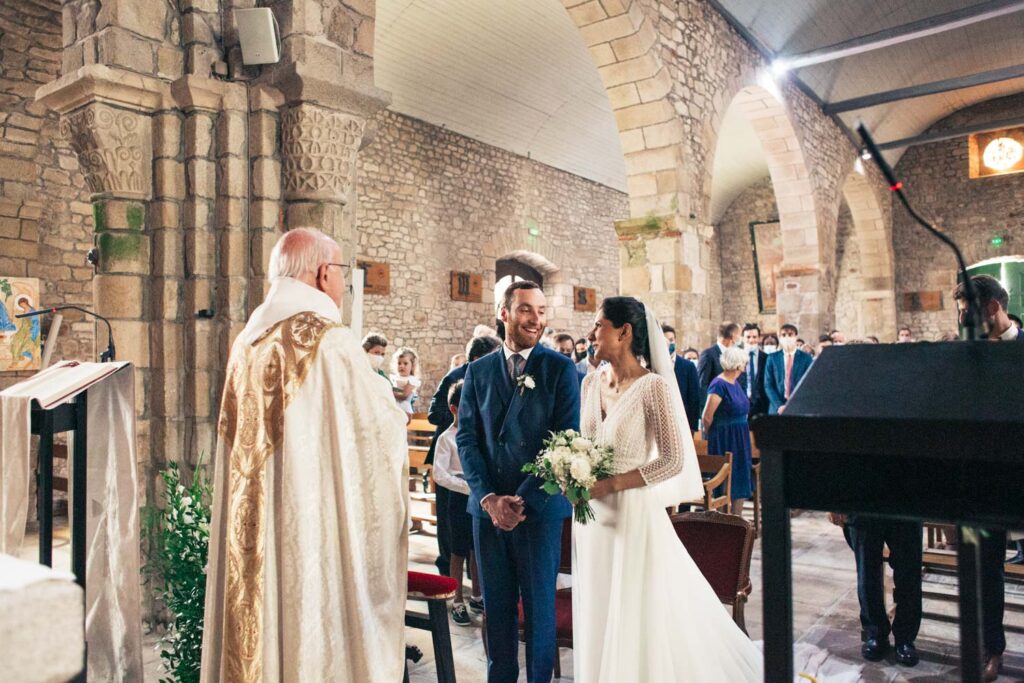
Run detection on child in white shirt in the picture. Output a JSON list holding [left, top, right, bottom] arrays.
[[433, 380, 482, 625]]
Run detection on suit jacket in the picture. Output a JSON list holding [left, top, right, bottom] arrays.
[[697, 344, 722, 401], [672, 355, 701, 432], [740, 348, 770, 416], [458, 344, 579, 520], [763, 349, 813, 415], [425, 363, 468, 464]]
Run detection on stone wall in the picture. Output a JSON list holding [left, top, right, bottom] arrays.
[[356, 110, 628, 400], [893, 93, 1024, 340], [716, 176, 780, 332], [0, 0, 94, 392], [833, 202, 858, 335]]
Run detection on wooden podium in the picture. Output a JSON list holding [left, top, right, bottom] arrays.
[[752, 342, 1024, 683]]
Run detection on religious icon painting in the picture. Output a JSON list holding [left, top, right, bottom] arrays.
[[0, 277, 42, 371], [749, 220, 782, 314]]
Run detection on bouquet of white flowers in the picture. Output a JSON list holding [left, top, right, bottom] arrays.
[[522, 429, 615, 524]]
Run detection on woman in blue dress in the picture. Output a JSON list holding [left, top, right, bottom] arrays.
[[701, 345, 754, 510]]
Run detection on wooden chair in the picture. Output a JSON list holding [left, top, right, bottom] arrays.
[[405, 571, 458, 683], [685, 439, 733, 514], [408, 446, 436, 532], [408, 417, 437, 447], [670, 511, 755, 632], [749, 432, 761, 537]]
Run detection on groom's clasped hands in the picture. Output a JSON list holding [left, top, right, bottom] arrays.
[[481, 494, 526, 530]]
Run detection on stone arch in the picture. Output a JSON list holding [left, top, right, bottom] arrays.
[[837, 171, 898, 339], [563, 0, 682, 219], [708, 82, 824, 333], [489, 245, 576, 329]]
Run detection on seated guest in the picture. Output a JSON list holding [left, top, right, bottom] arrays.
[[827, 513, 922, 667], [897, 326, 914, 343], [702, 346, 754, 510], [764, 324, 813, 414], [662, 323, 700, 431], [698, 321, 740, 404], [390, 346, 422, 416], [953, 274, 1022, 681], [432, 380, 483, 625], [554, 333, 576, 359], [450, 353, 467, 370], [362, 332, 390, 380], [427, 335, 502, 573]]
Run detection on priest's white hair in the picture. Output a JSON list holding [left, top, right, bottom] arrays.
[[720, 345, 748, 372], [268, 227, 339, 281]]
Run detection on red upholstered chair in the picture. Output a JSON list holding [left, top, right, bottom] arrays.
[[670, 511, 755, 632], [406, 571, 458, 683]]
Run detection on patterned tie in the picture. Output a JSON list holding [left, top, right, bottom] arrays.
[[784, 353, 794, 400], [508, 353, 525, 381]]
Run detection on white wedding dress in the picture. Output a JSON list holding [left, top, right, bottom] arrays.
[[573, 369, 763, 682]]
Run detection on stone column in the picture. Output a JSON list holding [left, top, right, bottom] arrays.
[[615, 214, 713, 348]]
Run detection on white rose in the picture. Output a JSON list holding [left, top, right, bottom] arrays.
[[569, 457, 592, 483], [571, 437, 593, 452], [523, 375, 536, 389]]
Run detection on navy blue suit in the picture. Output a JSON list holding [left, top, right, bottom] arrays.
[[763, 349, 813, 414], [672, 356, 701, 432], [458, 344, 579, 683], [740, 348, 770, 416]]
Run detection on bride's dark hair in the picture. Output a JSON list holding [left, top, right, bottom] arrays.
[[600, 296, 650, 366]]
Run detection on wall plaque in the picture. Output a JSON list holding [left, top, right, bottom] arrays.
[[901, 291, 942, 312], [574, 286, 596, 312], [451, 271, 483, 303], [357, 260, 390, 295]]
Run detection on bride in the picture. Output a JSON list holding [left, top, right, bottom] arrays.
[[573, 296, 763, 682]]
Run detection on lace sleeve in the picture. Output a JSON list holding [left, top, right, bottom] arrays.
[[580, 371, 598, 439], [638, 375, 685, 485]]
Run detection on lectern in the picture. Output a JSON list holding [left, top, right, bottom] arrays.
[[752, 342, 1024, 683]]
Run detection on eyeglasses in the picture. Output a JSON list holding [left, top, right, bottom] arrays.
[[324, 263, 354, 293]]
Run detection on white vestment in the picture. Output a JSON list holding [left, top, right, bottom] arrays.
[[200, 278, 409, 682]]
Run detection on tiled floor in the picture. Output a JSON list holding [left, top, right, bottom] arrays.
[[23, 512, 1024, 682]]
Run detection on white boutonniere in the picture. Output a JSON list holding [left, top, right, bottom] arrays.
[[516, 374, 536, 395]]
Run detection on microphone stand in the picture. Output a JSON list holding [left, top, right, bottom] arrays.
[[856, 123, 985, 341], [17, 305, 116, 362]]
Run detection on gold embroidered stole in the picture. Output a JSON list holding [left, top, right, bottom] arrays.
[[216, 312, 335, 682]]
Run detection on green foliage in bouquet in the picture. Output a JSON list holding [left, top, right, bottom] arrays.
[[522, 429, 615, 524], [142, 459, 212, 683]]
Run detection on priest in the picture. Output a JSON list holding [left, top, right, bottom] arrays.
[[200, 228, 409, 682]]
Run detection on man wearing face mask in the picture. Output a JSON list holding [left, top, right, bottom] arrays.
[[763, 323, 813, 415], [740, 323, 769, 417], [661, 323, 701, 432], [554, 333, 576, 359], [576, 341, 602, 377]]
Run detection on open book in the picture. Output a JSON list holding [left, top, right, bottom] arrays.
[[0, 361, 129, 409]]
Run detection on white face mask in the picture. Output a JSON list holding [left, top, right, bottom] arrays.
[[762, 344, 778, 354], [779, 336, 798, 352], [368, 354, 385, 370], [688, 358, 699, 368]]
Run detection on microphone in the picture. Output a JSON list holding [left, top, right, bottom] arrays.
[[856, 123, 984, 341], [16, 305, 116, 362]]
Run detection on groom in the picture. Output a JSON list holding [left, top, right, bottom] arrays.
[[458, 281, 580, 683]]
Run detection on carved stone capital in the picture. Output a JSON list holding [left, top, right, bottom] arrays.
[[59, 102, 153, 200], [280, 103, 366, 203]]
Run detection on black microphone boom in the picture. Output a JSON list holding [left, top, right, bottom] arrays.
[[856, 123, 984, 341], [16, 305, 116, 362]]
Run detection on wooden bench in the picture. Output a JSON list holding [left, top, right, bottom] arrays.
[[408, 446, 437, 533]]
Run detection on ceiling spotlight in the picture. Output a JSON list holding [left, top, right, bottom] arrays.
[[770, 59, 790, 76]]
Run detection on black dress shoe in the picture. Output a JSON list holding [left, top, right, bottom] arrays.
[[861, 638, 888, 662], [1008, 550, 1024, 565], [895, 643, 919, 667]]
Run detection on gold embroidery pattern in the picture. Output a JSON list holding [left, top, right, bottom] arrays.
[[216, 312, 335, 682]]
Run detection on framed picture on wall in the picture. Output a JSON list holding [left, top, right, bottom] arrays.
[[749, 220, 782, 314], [0, 276, 42, 372]]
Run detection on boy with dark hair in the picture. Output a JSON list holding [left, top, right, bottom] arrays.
[[433, 380, 482, 625]]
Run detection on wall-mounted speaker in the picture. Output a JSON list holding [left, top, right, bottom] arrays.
[[234, 8, 282, 66]]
